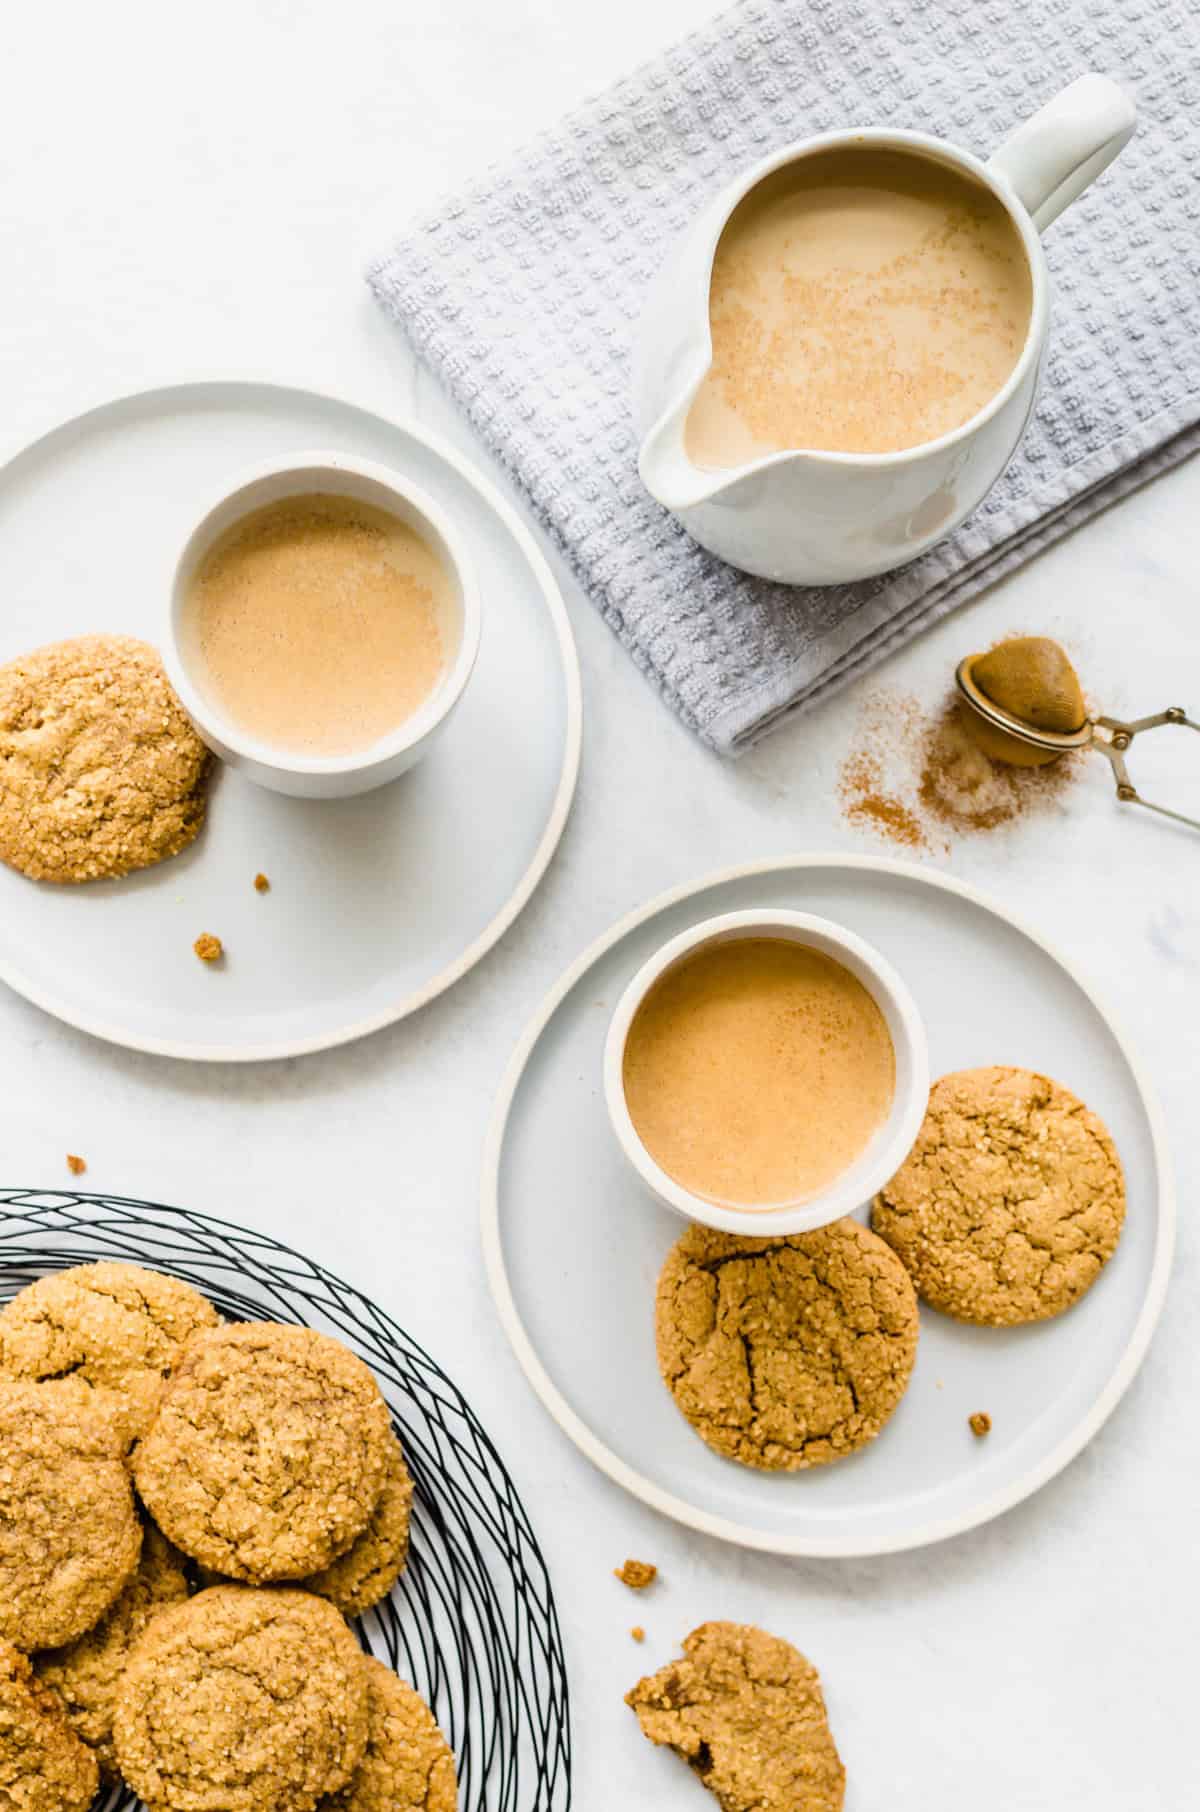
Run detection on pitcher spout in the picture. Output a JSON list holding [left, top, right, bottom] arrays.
[[637, 399, 733, 515]]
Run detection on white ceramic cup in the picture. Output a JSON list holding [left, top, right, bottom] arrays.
[[166, 451, 482, 799], [634, 73, 1137, 584], [603, 908, 929, 1236]]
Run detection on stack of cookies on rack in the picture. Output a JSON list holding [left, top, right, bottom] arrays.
[[0, 1261, 455, 1811]]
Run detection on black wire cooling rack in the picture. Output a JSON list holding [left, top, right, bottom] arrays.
[[0, 1189, 572, 1812]]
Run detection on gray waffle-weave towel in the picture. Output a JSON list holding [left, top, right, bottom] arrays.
[[369, 0, 1200, 754]]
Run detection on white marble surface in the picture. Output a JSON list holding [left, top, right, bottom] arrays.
[[2, 2, 1196, 1805]]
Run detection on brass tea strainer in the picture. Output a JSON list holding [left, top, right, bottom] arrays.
[[956, 637, 1200, 832]]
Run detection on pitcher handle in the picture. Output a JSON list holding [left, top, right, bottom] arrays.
[[987, 73, 1136, 233]]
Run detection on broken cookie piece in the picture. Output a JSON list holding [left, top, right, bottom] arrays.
[[627, 1621, 845, 1812], [969, 1411, 992, 1437]]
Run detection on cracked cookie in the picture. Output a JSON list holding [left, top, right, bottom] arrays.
[[627, 1621, 845, 1812], [320, 1656, 457, 1812], [656, 1220, 918, 1470], [0, 1261, 219, 1446], [0, 1637, 99, 1812], [0, 634, 210, 883], [114, 1585, 368, 1812], [302, 1430, 414, 1618], [0, 1382, 142, 1650], [871, 1066, 1125, 1325], [134, 1321, 393, 1582], [35, 1521, 190, 1778]]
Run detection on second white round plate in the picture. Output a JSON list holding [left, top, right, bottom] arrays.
[[482, 857, 1173, 1557], [0, 382, 581, 1060]]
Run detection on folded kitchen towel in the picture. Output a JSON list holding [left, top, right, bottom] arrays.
[[368, 0, 1200, 753]]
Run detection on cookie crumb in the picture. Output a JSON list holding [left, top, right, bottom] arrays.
[[254, 872, 270, 893], [193, 934, 223, 964], [66, 1154, 87, 1176], [615, 1559, 657, 1591], [969, 1412, 992, 1437], [631, 1626, 645, 1642]]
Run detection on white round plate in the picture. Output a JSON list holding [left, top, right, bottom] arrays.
[[482, 857, 1174, 1557], [0, 382, 580, 1060]]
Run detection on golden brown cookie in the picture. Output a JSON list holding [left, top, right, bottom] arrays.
[[302, 1431, 414, 1618], [656, 1220, 919, 1470], [34, 1522, 190, 1778], [114, 1585, 368, 1812], [871, 1066, 1126, 1325], [627, 1622, 845, 1812], [0, 1260, 219, 1446], [320, 1657, 457, 1812], [0, 634, 210, 883], [0, 1382, 142, 1650], [0, 1637, 99, 1812], [134, 1322, 393, 1583]]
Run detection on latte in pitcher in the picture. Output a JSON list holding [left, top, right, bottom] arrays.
[[686, 147, 1033, 464]]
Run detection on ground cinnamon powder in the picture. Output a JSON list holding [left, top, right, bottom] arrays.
[[838, 672, 1083, 850], [840, 750, 929, 851]]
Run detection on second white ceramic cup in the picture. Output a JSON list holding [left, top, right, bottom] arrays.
[[165, 451, 482, 799], [603, 908, 929, 1236]]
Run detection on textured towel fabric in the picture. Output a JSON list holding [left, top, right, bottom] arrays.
[[369, 0, 1200, 754]]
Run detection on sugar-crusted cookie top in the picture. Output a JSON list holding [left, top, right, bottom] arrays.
[[627, 1621, 845, 1812], [871, 1066, 1125, 1325], [0, 634, 210, 883], [35, 1523, 190, 1778], [0, 1638, 99, 1812], [0, 1261, 219, 1445], [114, 1585, 368, 1812], [134, 1321, 393, 1583], [302, 1431, 413, 1619], [322, 1657, 457, 1812], [0, 1383, 142, 1650], [656, 1219, 919, 1471]]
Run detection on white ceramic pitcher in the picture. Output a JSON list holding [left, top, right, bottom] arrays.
[[633, 74, 1136, 585]]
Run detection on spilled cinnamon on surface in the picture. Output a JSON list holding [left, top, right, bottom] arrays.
[[838, 666, 1083, 851], [840, 749, 929, 851]]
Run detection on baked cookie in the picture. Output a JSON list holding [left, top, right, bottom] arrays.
[[655, 1220, 919, 1470], [871, 1066, 1126, 1325], [0, 1382, 142, 1650], [321, 1657, 457, 1812], [35, 1522, 190, 1777], [0, 634, 210, 883], [627, 1622, 845, 1812], [303, 1431, 414, 1618], [114, 1585, 368, 1812], [134, 1321, 393, 1582], [0, 1260, 219, 1445], [0, 1638, 99, 1812]]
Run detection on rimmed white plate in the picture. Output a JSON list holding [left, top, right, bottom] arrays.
[[0, 382, 581, 1060], [482, 857, 1174, 1557]]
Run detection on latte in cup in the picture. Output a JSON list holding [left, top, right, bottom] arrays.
[[621, 936, 896, 1210], [685, 146, 1033, 465], [180, 494, 457, 758]]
